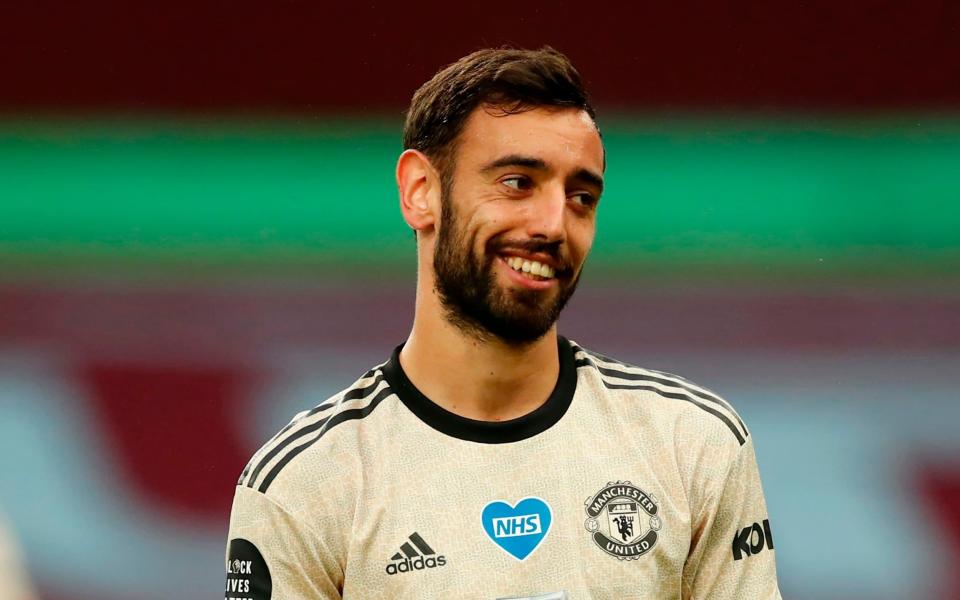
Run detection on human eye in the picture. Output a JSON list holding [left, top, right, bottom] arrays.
[[569, 191, 598, 209], [501, 175, 532, 192]]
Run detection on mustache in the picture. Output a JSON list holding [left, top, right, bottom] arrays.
[[487, 237, 574, 277]]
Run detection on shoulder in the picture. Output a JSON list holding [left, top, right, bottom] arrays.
[[236, 364, 393, 498], [569, 341, 750, 448]]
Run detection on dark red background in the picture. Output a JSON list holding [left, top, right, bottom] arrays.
[[4, 1, 960, 111]]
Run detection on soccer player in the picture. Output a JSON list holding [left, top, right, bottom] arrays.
[[225, 47, 781, 599]]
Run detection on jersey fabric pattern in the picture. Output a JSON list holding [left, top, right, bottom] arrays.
[[225, 337, 781, 599]]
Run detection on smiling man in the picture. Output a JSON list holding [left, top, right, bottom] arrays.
[[225, 47, 781, 599]]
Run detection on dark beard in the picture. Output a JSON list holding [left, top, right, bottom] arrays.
[[433, 195, 581, 346]]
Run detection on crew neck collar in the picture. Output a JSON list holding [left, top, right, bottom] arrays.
[[381, 336, 577, 444]]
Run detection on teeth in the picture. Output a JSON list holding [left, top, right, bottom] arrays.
[[504, 256, 555, 279]]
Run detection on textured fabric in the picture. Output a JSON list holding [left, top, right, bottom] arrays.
[[225, 338, 781, 599], [0, 511, 37, 600]]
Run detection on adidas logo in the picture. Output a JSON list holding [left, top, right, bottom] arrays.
[[385, 532, 447, 575]]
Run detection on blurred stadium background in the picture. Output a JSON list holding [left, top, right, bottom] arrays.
[[1, 2, 959, 599]]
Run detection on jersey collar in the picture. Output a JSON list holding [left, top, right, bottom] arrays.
[[381, 336, 577, 444]]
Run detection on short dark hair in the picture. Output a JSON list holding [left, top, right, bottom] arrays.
[[403, 46, 597, 179]]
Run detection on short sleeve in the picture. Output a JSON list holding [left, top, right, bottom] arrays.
[[225, 486, 343, 600], [0, 511, 37, 600], [682, 437, 782, 599]]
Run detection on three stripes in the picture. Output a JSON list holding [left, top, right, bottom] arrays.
[[571, 344, 749, 446], [392, 532, 436, 561], [239, 341, 749, 494], [239, 367, 390, 493]]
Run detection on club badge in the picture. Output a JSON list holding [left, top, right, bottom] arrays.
[[584, 481, 661, 560]]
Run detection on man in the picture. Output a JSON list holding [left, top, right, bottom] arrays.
[[226, 47, 781, 599]]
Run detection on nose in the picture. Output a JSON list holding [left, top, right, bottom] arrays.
[[525, 184, 566, 243]]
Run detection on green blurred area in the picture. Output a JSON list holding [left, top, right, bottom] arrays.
[[1, 115, 958, 279]]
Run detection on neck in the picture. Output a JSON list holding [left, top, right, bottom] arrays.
[[400, 271, 561, 422]]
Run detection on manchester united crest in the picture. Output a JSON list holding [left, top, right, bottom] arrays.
[[584, 481, 661, 560]]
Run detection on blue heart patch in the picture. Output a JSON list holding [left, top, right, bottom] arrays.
[[481, 497, 553, 561]]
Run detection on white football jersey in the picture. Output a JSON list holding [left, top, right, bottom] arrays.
[[226, 337, 781, 599]]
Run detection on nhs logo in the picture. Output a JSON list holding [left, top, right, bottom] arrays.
[[482, 497, 553, 561], [492, 514, 543, 538]]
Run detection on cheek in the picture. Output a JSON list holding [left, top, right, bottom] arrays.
[[568, 219, 596, 259], [471, 204, 515, 243]]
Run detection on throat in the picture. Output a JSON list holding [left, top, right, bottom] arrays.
[[399, 329, 560, 422], [450, 372, 553, 422]]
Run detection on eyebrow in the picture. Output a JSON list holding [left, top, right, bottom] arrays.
[[480, 154, 547, 174], [571, 167, 604, 193], [480, 153, 604, 193]]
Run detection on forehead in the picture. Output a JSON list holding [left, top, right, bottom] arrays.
[[455, 106, 604, 174]]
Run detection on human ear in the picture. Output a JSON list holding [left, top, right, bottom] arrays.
[[396, 149, 440, 233]]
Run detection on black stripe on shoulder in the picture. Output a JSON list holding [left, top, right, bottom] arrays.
[[242, 370, 384, 488], [257, 385, 395, 493], [575, 350, 748, 438], [601, 381, 746, 446], [238, 369, 381, 486], [572, 346, 746, 428], [574, 353, 746, 446]]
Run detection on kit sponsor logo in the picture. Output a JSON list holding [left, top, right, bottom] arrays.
[[732, 519, 774, 560], [385, 532, 447, 575]]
